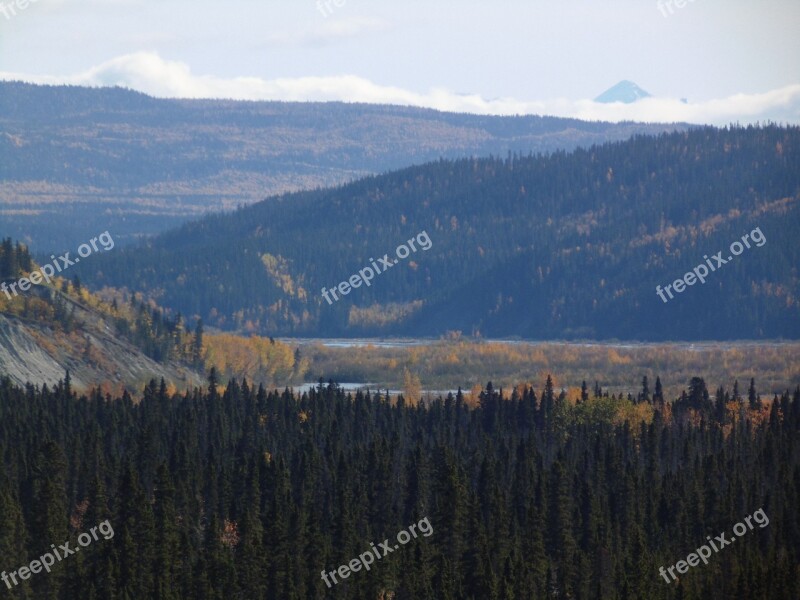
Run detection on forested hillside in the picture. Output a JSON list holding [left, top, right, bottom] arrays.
[[0, 237, 203, 391], [0, 375, 797, 599], [77, 125, 800, 340], [0, 237, 300, 391], [0, 82, 682, 251]]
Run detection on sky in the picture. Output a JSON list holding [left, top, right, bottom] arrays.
[[0, 0, 799, 124]]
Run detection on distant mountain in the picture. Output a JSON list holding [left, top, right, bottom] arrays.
[[0, 82, 688, 252], [595, 80, 652, 103], [75, 125, 800, 341]]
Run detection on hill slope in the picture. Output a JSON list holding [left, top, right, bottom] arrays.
[[76, 125, 800, 340], [0, 285, 203, 392], [0, 82, 687, 251]]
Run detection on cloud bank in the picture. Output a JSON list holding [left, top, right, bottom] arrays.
[[2, 52, 798, 125]]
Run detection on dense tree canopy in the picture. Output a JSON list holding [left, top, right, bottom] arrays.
[[0, 373, 798, 599]]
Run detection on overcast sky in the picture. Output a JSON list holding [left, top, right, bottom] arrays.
[[1, 0, 798, 124]]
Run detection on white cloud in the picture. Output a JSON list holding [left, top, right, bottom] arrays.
[[2, 52, 798, 125]]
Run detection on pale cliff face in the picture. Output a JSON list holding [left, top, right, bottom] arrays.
[[0, 310, 203, 394]]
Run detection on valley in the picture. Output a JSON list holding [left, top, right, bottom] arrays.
[[0, 70, 798, 596]]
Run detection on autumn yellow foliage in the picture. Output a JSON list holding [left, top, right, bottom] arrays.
[[298, 339, 800, 400], [203, 334, 297, 385]]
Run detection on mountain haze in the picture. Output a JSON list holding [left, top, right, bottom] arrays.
[[0, 82, 688, 251]]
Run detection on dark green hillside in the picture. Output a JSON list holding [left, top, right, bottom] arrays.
[[76, 125, 800, 340]]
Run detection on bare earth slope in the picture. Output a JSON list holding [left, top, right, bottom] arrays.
[[0, 288, 202, 392]]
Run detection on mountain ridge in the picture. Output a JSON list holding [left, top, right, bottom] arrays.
[[74, 124, 800, 341], [0, 81, 689, 252]]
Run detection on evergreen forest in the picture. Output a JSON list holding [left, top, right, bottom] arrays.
[[0, 373, 798, 599]]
